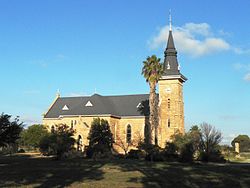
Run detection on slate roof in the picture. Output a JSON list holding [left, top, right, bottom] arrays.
[[44, 94, 151, 118], [162, 30, 187, 82], [163, 30, 180, 76]]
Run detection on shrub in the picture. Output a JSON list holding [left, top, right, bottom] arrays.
[[164, 142, 179, 161], [39, 124, 75, 159], [18, 148, 25, 153], [86, 118, 113, 159], [86, 144, 113, 159], [147, 150, 165, 162], [126, 149, 146, 160], [179, 142, 194, 162], [199, 150, 226, 163]]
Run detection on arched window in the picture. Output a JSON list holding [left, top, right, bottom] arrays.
[[77, 135, 82, 151], [168, 119, 171, 128], [74, 120, 77, 125], [168, 99, 170, 109], [51, 125, 55, 133], [126, 124, 132, 144], [71, 120, 74, 129]]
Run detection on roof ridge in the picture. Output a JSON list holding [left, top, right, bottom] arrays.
[[105, 93, 149, 97], [59, 93, 150, 99]]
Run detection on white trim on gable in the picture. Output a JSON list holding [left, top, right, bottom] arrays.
[[62, 105, 69, 110], [85, 101, 93, 107]]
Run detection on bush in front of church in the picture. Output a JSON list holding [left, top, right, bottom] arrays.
[[86, 118, 114, 159], [126, 149, 146, 160], [39, 124, 75, 160]]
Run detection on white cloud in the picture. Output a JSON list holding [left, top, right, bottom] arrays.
[[233, 47, 250, 55], [244, 73, 250, 82], [55, 53, 68, 61], [184, 23, 211, 36], [149, 23, 231, 57], [233, 63, 250, 82]]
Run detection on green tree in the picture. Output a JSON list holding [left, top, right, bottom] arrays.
[[199, 122, 224, 162], [141, 55, 164, 145], [168, 126, 202, 162], [87, 118, 113, 158], [169, 132, 194, 162], [231, 135, 250, 152], [0, 113, 23, 148], [39, 124, 75, 159], [20, 124, 49, 149], [189, 125, 202, 152]]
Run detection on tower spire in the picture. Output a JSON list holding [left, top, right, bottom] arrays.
[[162, 11, 187, 82]]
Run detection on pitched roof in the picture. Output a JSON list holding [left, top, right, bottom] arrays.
[[44, 93, 151, 118], [163, 30, 180, 76], [162, 30, 187, 82]]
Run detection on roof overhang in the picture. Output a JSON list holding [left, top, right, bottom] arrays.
[[160, 74, 187, 82], [43, 114, 147, 120]]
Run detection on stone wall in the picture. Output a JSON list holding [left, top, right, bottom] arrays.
[[43, 116, 146, 154], [158, 78, 185, 148]]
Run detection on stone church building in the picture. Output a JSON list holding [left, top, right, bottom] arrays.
[[43, 27, 187, 153]]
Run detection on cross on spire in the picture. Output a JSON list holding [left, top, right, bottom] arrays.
[[169, 9, 172, 31]]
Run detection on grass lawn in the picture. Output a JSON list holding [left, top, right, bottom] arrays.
[[0, 153, 250, 188]]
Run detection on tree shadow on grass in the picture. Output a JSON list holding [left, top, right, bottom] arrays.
[[106, 160, 250, 188], [0, 153, 105, 187], [1, 154, 250, 187]]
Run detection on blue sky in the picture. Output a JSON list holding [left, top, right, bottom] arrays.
[[0, 0, 249, 144]]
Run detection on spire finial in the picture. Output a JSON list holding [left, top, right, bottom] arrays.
[[56, 89, 60, 98], [169, 9, 172, 31]]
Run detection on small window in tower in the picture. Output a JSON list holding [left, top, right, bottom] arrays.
[[74, 120, 77, 125], [168, 99, 170, 109], [168, 119, 170, 128]]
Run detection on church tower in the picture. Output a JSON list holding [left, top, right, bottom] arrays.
[[158, 16, 187, 148]]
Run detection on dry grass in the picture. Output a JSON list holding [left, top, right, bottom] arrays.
[[0, 153, 250, 187]]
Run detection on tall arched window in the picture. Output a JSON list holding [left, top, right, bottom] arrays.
[[168, 99, 170, 109], [126, 124, 132, 144], [71, 120, 74, 129], [168, 119, 171, 128], [77, 135, 82, 151]]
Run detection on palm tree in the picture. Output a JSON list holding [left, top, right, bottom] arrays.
[[142, 55, 164, 145]]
